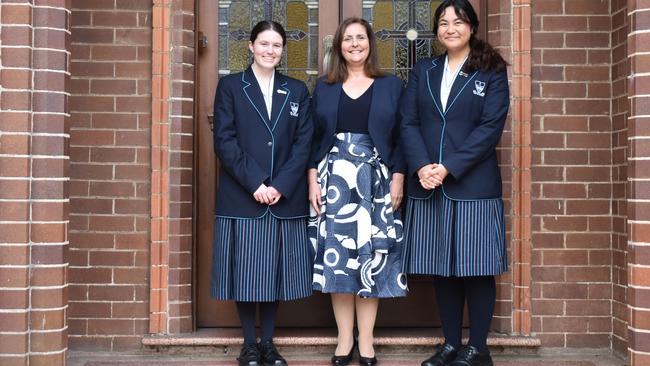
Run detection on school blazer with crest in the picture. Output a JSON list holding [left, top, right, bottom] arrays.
[[212, 67, 313, 218], [400, 55, 510, 200], [309, 74, 406, 174]]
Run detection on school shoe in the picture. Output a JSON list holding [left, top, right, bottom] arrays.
[[421, 343, 458, 366], [448, 345, 493, 366], [237, 343, 261, 366], [259, 340, 288, 366], [331, 341, 355, 365]]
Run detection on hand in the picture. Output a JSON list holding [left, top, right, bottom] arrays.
[[417, 164, 441, 190], [308, 169, 322, 215], [390, 173, 404, 210], [266, 186, 282, 205], [253, 184, 272, 204], [431, 164, 449, 184]]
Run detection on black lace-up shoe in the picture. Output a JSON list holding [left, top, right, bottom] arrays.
[[237, 343, 261, 366], [421, 343, 459, 366], [259, 340, 288, 366], [448, 345, 493, 366]]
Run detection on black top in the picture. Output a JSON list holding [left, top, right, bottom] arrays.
[[336, 84, 373, 134]]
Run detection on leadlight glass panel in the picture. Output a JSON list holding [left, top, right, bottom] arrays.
[[218, 0, 319, 90], [364, 0, 445, 82]]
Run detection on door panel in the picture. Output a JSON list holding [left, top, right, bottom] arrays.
[[196, 0, 484, 328]]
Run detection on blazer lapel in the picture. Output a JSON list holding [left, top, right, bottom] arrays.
[[241, 67, 271, 129], [270, 71, 289, 132], [425, 58, 445, 119], [444, 68, 478, 115]]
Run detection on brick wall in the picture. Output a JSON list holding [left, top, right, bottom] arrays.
[[0, 1, 71, 365], [531, 0, 614, 348], [626, 1, 650, 364], [67, 0, 152, 351], [610, 0, 628, 356], [488, 0, 515, 335]]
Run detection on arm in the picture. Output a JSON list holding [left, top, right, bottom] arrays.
[[269, 83, 314, 199], [390, 78, 407, 174], [308, 81, 324, 169], [441, 70, 509, 180], [399, 62, 434, 177], [213, 78, 269, 194]]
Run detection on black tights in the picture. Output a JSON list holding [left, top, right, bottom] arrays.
[[236, 301, 279, 346], [434, 275, 496, 351]]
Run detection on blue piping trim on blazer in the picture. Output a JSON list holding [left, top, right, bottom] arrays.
[[424, 59, 501, 202], [271, 82, 290, 132], [241, 71, 276, 187], [215, 210, 310, 220]]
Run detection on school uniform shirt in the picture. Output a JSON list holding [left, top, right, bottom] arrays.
[[212, 66, 313, 218]]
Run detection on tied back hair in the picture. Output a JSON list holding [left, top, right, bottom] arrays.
[[434, 0, 507, 73]]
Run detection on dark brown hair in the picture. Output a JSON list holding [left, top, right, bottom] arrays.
[[250, 20, 286, 46], [434, 0, 507, 73], [325, 17, 385, 83]]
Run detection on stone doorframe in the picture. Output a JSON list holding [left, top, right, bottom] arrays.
[[146, 0, 535, 337]]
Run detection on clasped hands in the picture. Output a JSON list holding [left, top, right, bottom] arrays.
[[418, 163, 449, 190], [253, 184, 282, 205]]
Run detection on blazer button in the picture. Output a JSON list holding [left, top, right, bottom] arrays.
[[267, 141, 272, 147]]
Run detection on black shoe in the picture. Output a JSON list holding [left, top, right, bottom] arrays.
[[237, 343, 261, 366], [358, 355, 377, 366], [448, 346, 493, 366], [331, 341, 355, 365], [259, 340, 288, 366], [421, 343, 458, 366]]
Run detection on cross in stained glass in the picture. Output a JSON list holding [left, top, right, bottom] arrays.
[[373, 0, 438, 69]]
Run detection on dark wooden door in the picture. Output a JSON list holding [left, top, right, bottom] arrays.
[[195, 0, 484, 328]]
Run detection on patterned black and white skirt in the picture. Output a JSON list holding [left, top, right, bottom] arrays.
[[211, 213, 313, 302], [309, 133, 408, 298], [402, 189, 508, 277]]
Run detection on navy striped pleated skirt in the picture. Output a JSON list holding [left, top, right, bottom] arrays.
[[402, 189, 508, 277], [211, 213, 313, 302]]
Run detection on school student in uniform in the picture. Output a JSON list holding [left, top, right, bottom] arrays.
[[400, 1, 510, 365], [308, 17, 407, 366], [211, 20, 313, 366]]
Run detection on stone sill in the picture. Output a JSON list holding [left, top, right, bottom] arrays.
[[143, 328, 541, 348]]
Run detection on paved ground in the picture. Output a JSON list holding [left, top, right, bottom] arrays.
[[69, 348, 627, 366]]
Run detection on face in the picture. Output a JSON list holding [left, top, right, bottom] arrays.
[[341, 22, 370, 66], [437, 6, 472, 53], [249, 29, 284, 71]]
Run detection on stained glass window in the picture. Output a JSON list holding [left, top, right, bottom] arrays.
[[218, 0, 319, 90], [364, 0, 445, 82]]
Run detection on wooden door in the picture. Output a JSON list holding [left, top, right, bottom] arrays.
[[195, 0, 485, 328]]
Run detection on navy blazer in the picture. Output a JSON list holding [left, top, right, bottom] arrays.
[[309, 74, 406, 173], [400, 56, 509, 200], [212, 67, 313, 218]]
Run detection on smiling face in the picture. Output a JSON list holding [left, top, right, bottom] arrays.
[[341, 22, 370, 67], [436, 6, 472, 54], [248, 29, 284, 71]]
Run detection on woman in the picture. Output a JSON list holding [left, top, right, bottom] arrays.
[[308, 17, 407, 366], [211, 20, 313, 366], [400, 1, 509, 365]]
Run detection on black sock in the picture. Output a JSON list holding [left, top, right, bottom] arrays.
[[434, 276, 465, 349], [464, 276, 496, 352], [259, 301, 279, 343], [236, 301, 257, 346]]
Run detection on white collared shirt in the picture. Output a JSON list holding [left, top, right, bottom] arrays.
[[253, 69, 274, 119], [440, 55, 468, 112]]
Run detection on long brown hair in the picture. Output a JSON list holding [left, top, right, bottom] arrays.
[[325, 17, 385, 83], [433, 0, 507, 73]]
